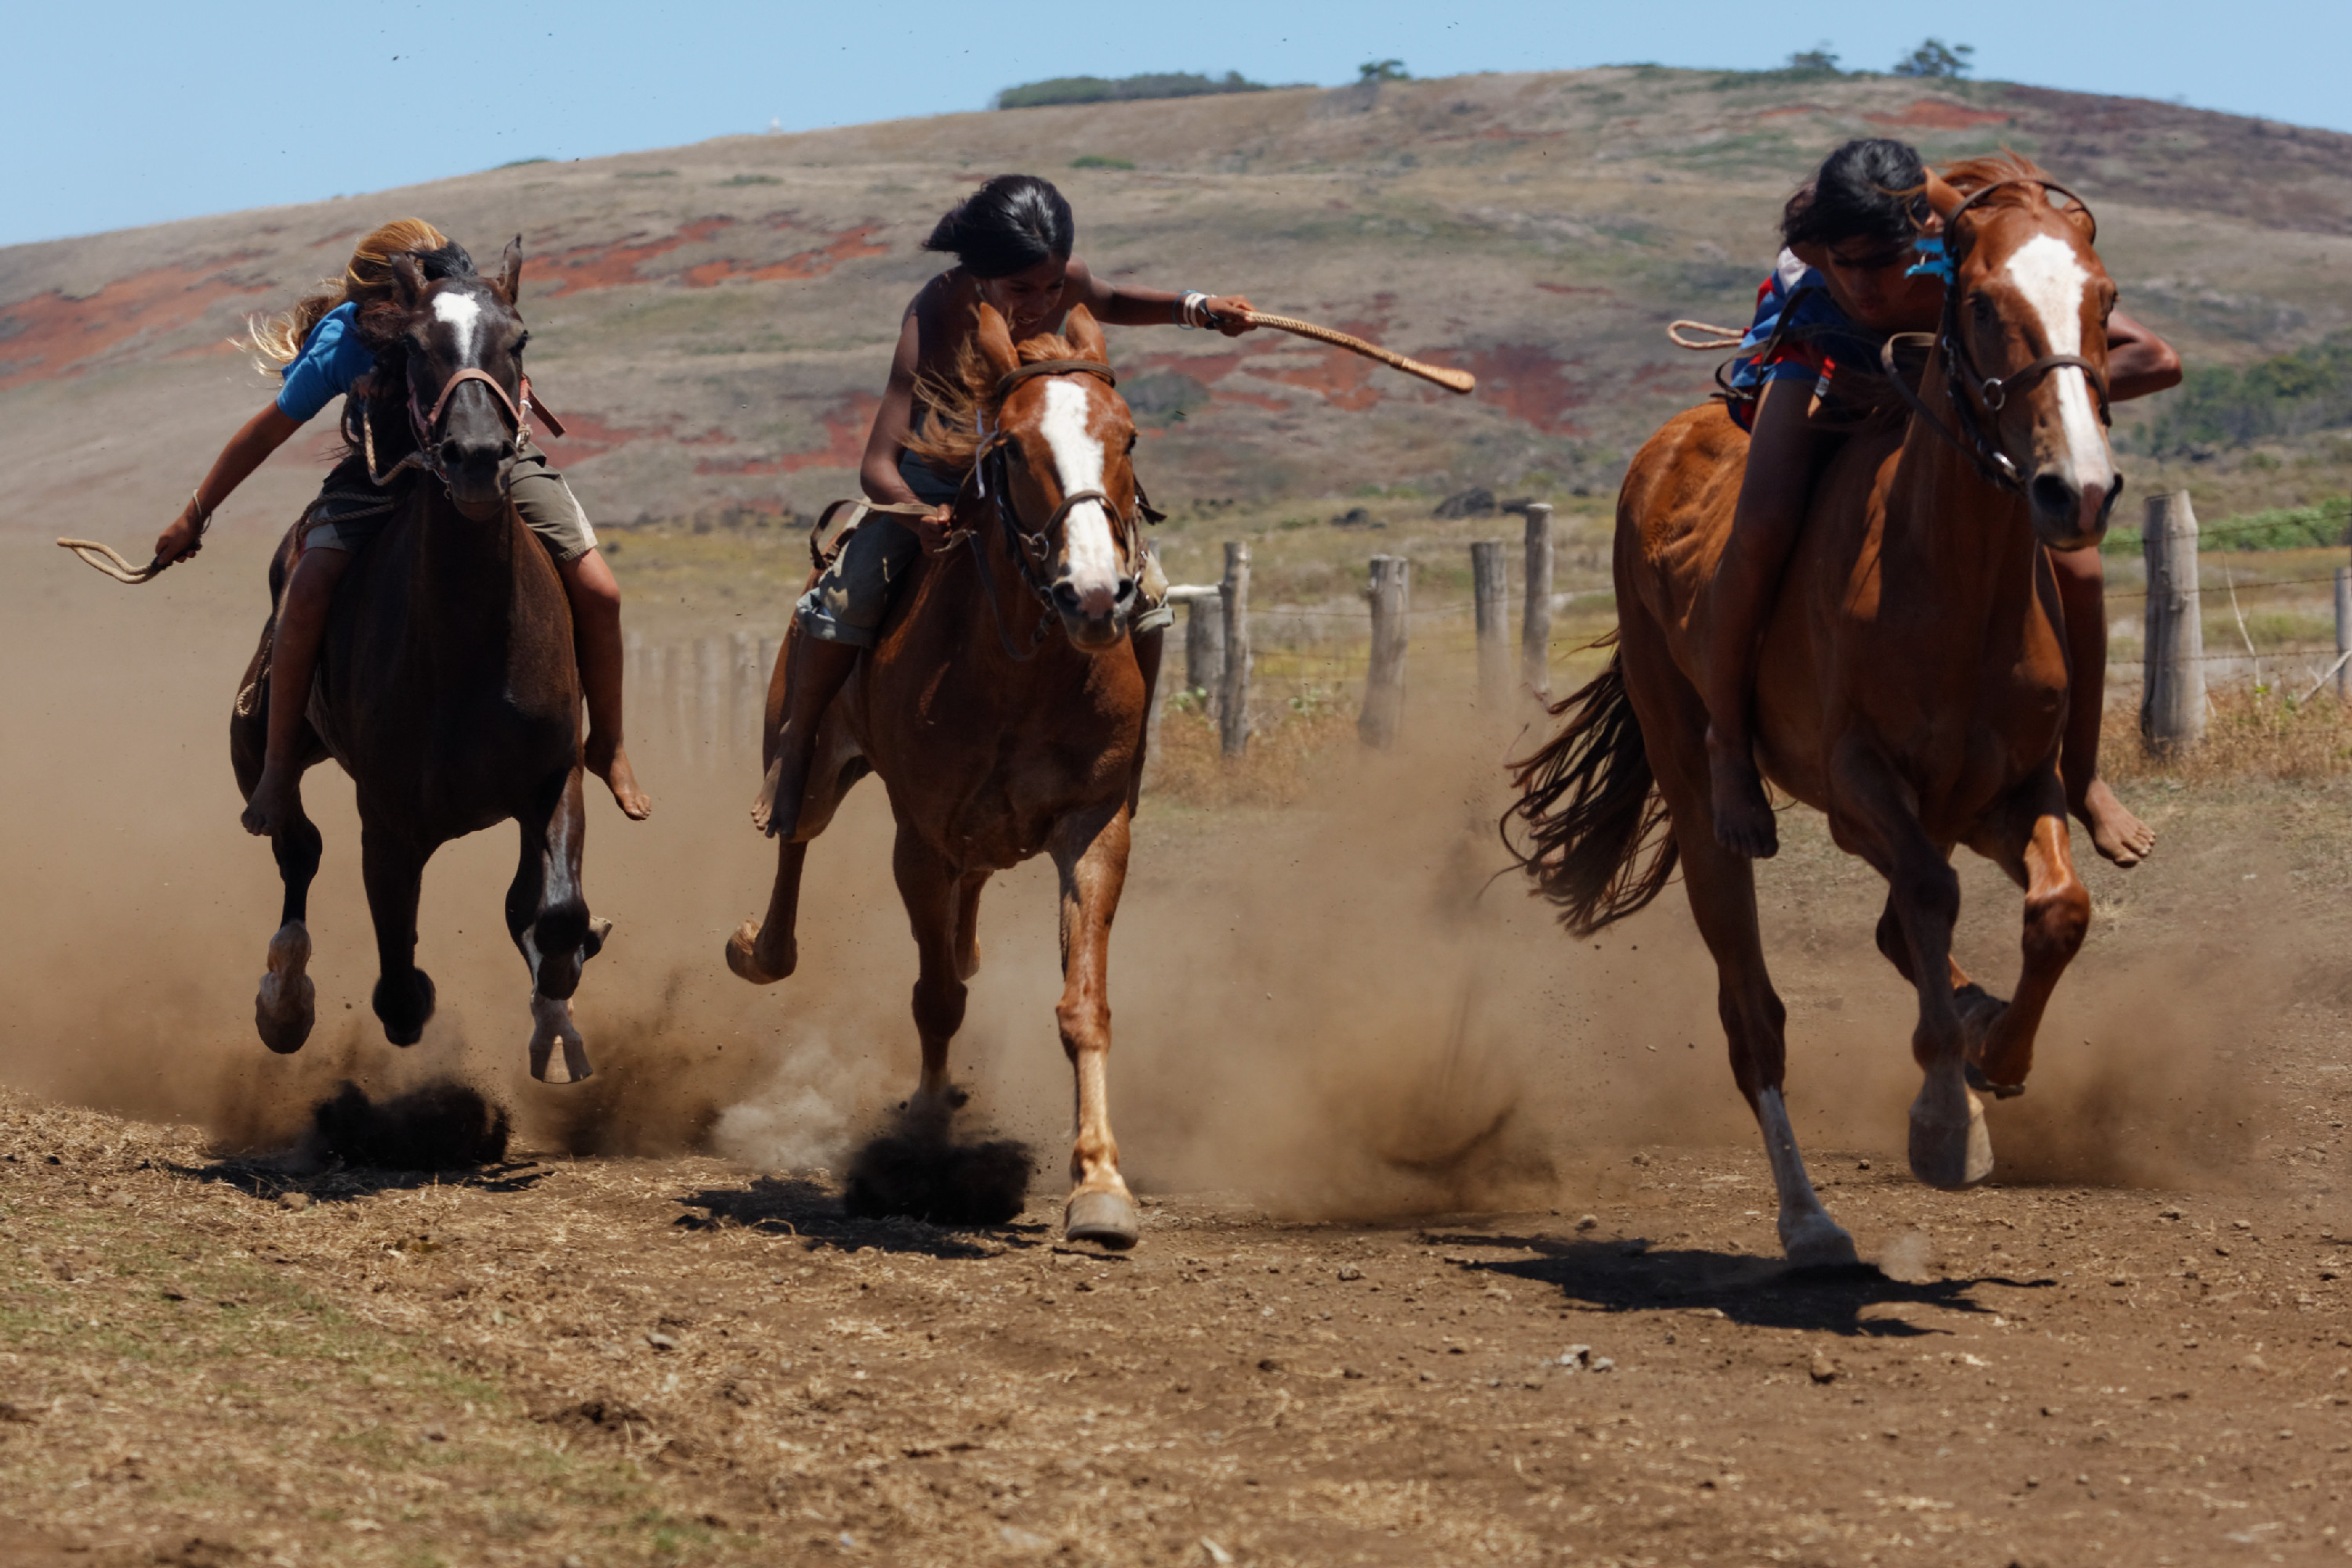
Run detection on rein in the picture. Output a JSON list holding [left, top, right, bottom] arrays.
[[1878, 178, 2111, 494], [365, 368, 546, 488]]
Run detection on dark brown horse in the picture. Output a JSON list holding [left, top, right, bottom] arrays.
[[727, 303, 1155, 1247], [1508, 158, 2114, 1264], [239, 241, 604, 1083]]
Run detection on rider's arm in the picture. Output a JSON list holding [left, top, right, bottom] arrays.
[[154, 403, 304, 563], [2107, 309, 2182, 404], [1064, 256, 1257, 338]]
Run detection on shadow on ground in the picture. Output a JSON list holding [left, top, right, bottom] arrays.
[[1423, 1229, 2054, 1337], [675, 1175, 1049, 1259]]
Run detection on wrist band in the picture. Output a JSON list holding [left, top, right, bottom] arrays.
[[190, 488, 215, 536], [1177, 291, 1211, 330]]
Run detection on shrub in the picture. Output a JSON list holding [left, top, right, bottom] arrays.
[[995, 71, 1269, 110], [1786, 46, 1841, 73], [1069, 154, 1137, 170], [2136, 332, 2352, 454], [2102, 496, 2351, 556], [1358, 60, 1410, 83]]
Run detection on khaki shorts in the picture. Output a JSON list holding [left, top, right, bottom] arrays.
[[300, 446, 597, 564], [796, 508, 1172, 648]]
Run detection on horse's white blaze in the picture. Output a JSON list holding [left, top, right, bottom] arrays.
[[2002, 232, 2111, 493], [1038, 379, 1122, 610], [432, 289, 485, 365]]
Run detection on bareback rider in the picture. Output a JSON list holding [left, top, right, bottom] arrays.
[[1705, 139, 2180, 865], [759, 173, 1258, 841], [151, 219, 651, 831]]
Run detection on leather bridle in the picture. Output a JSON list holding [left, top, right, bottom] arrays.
[[964, 357, 1163, 661], [362, 299, 546, 490], [1878, 178, 2112, 494]]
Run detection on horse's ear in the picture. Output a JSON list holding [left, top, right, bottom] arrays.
[[1065, 303, 1108, 365], [497, 235, 524, 305], [1922, 170, 1965, 219], [391, 252, 426, 307], [974, 302, 1020, 380]]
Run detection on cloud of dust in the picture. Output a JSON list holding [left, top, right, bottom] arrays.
[[0, 534, 2289, 1228]]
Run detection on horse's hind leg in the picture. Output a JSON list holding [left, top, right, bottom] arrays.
[[1050, 803, 1141, 1250], [360, 826, 436, 1047], [1618, 609, 1855, 1265], [510, 767, 597, 1084], [234, 643, 325, 1054]]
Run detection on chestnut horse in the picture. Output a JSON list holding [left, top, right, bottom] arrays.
[[237, 241, 605, 1084], [726, 303, 1155, 1248], [1508, 158, 2116, 1265]]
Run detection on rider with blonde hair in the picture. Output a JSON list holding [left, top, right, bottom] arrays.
[[154, 219, 649, 831], [760, 173, 1258, 841], [1705, 139, 2180, 866]]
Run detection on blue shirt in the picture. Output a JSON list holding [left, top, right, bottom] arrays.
[[275, 302, 376, 423]]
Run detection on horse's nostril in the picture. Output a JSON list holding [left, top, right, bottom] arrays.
[[1051, 583, 1083, 612], [498, 441, 516, 463], [1114, 578, 1137, 605], [2030, 474, 2076, 518]]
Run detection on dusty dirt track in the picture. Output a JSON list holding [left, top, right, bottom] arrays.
[[5, 536, 2352, 1566]]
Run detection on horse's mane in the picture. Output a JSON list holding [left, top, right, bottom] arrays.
[[903, 329, 1094, 480], [1937, 152, 2063, 220]]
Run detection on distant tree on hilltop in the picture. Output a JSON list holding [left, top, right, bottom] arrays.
[[1893, 38, 1975, 78], [1358, 60, 1410, 83], [1786, 45, 1841, 74], [994, 71, 1270, 110]]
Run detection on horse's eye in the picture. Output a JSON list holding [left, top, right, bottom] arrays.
[[1124, 432, 1138, 455], [514, 331, 531, 354]]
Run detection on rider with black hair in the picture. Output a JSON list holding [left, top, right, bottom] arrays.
[[760, 173, 1258, 842], [1705, 139, 2180, 866]]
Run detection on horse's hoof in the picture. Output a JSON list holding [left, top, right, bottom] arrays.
[[374, 970, 435, 1048], [1963, 1062, 2027, 1099], [528, 994, 593, 1084], [1907, 1088, 1992, 1190], [583, 916, 613, 964], [1065, 1190, 1141, 1250], [724, 918, 793, 985], [254, 921, 315, 1055], [1780, 1211, 1860, 1269]]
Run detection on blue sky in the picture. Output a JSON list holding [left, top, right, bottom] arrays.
[[5, 0, 2340, 249]]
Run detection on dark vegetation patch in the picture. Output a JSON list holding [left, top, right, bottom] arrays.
[[996, 71, 1272, 111], [2138, 330, 2352, 454]]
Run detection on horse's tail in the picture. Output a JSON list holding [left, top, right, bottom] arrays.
[[1501, 633, 1678, 937]]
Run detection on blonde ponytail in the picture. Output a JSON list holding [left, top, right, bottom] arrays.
[[242, 217, 449, 371]]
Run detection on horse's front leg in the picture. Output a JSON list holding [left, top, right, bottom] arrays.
[[1049, 801, 1140, 1249], [509, 766, 598, 1084], [1830, 742, 1988, 1190], [234, 637, 325, 1054], [891, 827, 967, 1113], [1961, 777, 2091, 1094], [360, 823, 436, 1047]]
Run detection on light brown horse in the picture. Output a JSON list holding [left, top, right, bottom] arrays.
[[1508, 158, 2117, 1265], [726, 303, 1155, 1247]]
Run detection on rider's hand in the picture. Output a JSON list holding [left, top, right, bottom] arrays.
[[1203, 295, 1257, 336], [913, 504, 954, 550], [154, 510, 203, 565]]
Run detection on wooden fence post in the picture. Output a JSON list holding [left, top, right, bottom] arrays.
[[2336, 566, 2351, 702], [1218, 542, 1251, 758], [1521, 503, 1554, 700], [1185, 593, 1225, 716], [1472, 540, 1509, 704], [1359, 554, 1410, 748], [2140, 490, 2205, 754], [698, 637, 726, 766]]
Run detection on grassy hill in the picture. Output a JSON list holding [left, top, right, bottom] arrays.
[[10, 66, 2352, 556]]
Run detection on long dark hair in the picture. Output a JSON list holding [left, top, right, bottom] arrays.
[[1782, 138, 1927, 256], [924, 175, 1075, 278]]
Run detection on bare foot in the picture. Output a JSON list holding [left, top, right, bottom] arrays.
[[241, 767, 298, 837], [2076, 777, 2153, 867], [585, 735, 652, 820], [1706, 731, 1779, 858]]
